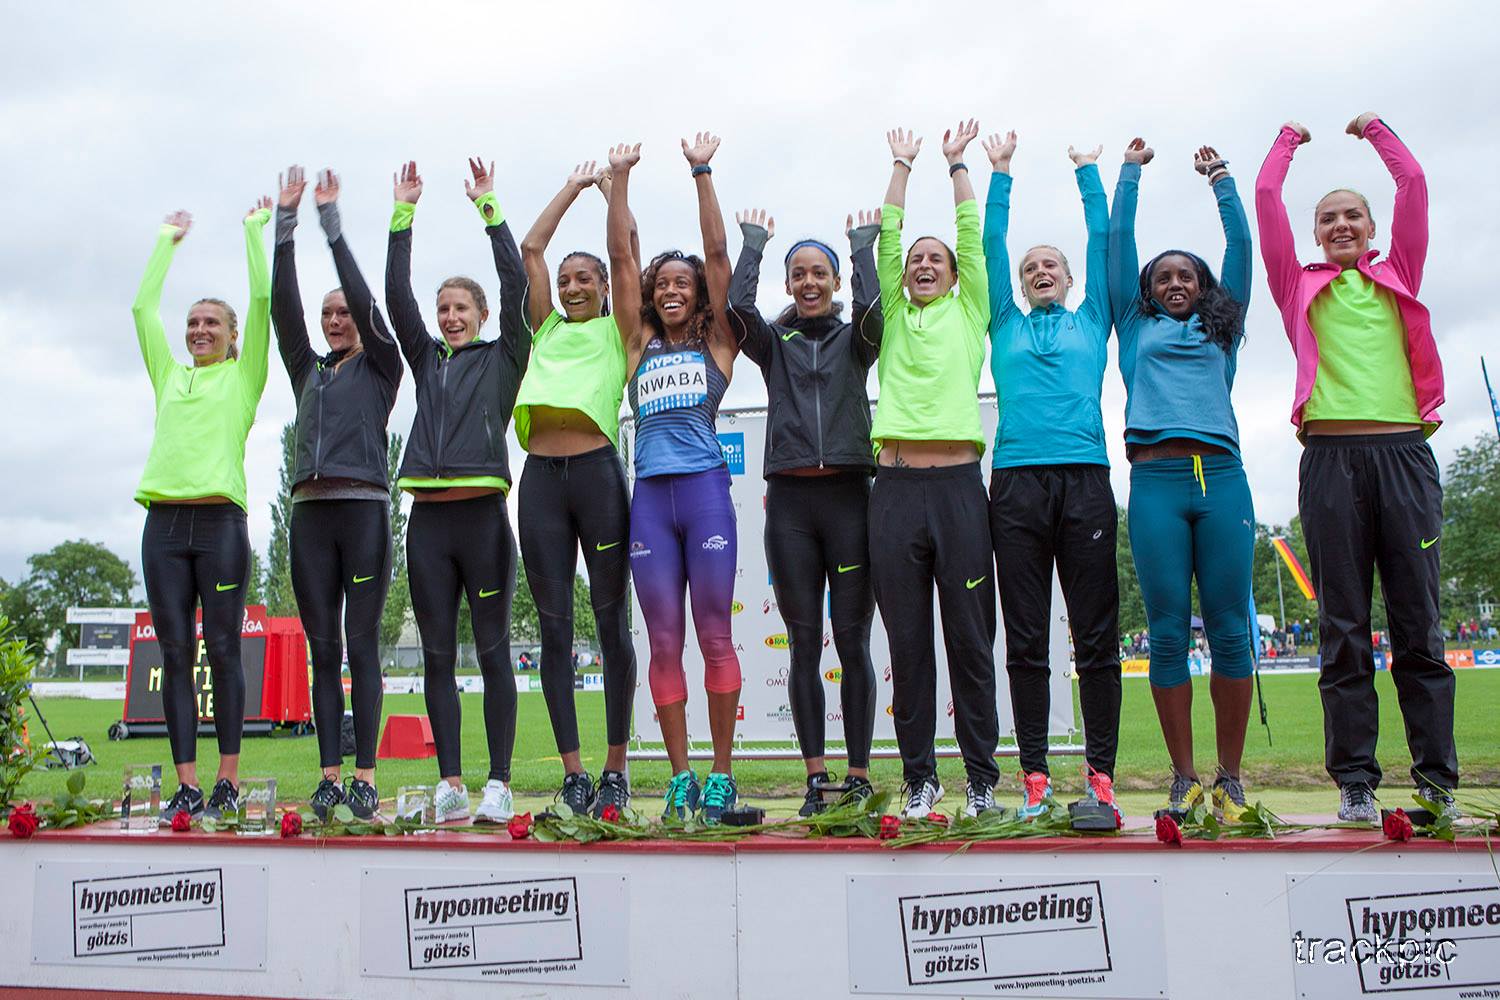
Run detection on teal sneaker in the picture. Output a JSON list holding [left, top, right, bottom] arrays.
[[701, 772, 738, 825], [1017, 771, 1052, 820], [662, 769, 700, 820]]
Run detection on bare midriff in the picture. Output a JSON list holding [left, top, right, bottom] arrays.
[[411, 486, 503, 503], [780, 467, 847, 477], [1129, 438, 1230, 463], [526, 405, 610, 457], [1303, 419, 1421, 436], [152, 495, 235, 505], [875, 439, 980, 468]]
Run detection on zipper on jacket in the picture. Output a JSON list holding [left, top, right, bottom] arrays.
[[812, 338, 824, 467], [313, 373, 326, 479], [434, 353, 449, 477]]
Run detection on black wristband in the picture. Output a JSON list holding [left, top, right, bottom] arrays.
[[948, 162, 968, 176], [691, 164, 712, 177]]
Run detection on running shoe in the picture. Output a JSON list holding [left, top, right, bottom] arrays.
[[158, 783, 204, 827], [434, 782, 472, 824], [1084, 768, 1123, 826], [799, 771, 832, 818], [592, 770, 631, 818], [1338, 781, 1378, 823], [473, 779, 513, 824], [901, 777, 943, 819], [1017, 771, 1052, 820], [557, 771, 595, 815], [844, 775, 874, 807], [964, 780, 997, 817], [1164, 771, 1204, 818], [662, 769, 701, 820], [310, 777, 345, 822], [203, 779, 240, 822], [1211, 769, 1248, 823], [1414, 783, 1460, 822], [701, 772, 738, 825], [346, 777, 378, 820]]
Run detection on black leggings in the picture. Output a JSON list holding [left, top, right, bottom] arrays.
[[290, 499, 391, 771], [141, 504, 251, 765], [407, 494, 518, 781], [518, 445, 636, 755], [765, 473, 877, 768]]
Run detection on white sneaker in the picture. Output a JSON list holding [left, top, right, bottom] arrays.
[[474, 779, 514, 824], [434, 782, 470, 824], [901, 777, 944, 819]]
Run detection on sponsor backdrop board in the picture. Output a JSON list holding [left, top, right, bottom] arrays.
[[32, 861, 268, 971], [621, 399, 1077, 751], [1286, 872, 1500, 999], [359, 866, 630, 987]]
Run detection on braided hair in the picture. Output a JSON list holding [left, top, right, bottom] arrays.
[[1138, 250, 1243, 353]]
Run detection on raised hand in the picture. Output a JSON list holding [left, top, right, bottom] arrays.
[[278, 166, 306, 210], [314, 169, 340, 206], [568, 160, 598, 190], [246, 196, 272, 219], [164, 210, 192, 245], [1346, 112, 1378, 139], [983, 130, 1018, 168], [1123, 137, 1155, 166], [887, 127, 922, 162], [942, 118, 980, 163], [1193, 145, 1226, 178], [464, 156, 495, 202], [846, 208, 881, 235], [1284, 121, 1312, 143], [681, 131, 721, 168], [393, 161, 423, 204], [1068, 144, 1103, 167], [735, 208, 774, 238], [608, 142, 641, 172]]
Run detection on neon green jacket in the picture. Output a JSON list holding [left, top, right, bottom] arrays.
[[133, 210, 271, 510], [870, 200, 989, 452]]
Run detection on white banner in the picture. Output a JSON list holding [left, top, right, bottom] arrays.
[[359, 866, 629, 987], [32, 862, 268, 971], [1287, 872, 1500, 998], [622, 398, 1078, 749], [845, 873, 1166, 996]]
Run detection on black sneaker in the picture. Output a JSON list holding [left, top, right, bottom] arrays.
[[1338, 781, 1378, 823], [346, 778, 378, 821], [158, 783, 204, 826], [844, 775, 874, 808], [964, 780, 997, 817], [310, 777, 345, 821], [203, 779, 239, 822], [799, 771, 832, 818], [592, 770, 631, 818], [558, 771, 595, 814]]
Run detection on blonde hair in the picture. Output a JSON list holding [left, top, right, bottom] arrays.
[[191, 297, 239, 360], [1019, 244, 1071, 281], [1316, 188, 1372, 217]]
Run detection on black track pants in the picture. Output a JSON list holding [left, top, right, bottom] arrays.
[[407, 494, 518, 782], [1300, 431, 1456, 790], [518, 445, 636, 755], [141, 504, 250, 765], [765, 473, 877, 768], [869, 463, 999, 786], [290, 499, 391, 770], [990, 465, 1122, 778]]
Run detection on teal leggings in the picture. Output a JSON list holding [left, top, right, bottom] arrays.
[[1127, 453, 1255, 687]]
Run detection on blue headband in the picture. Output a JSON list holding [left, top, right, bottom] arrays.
[[784, 239, 840, 276]]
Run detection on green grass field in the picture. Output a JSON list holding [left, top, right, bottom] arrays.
[[16, 670, 1499, 816]]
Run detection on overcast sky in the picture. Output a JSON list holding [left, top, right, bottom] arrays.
[[3, 2, 1497, 585]]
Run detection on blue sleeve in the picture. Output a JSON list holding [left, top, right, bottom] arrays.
[[1076, 163, 1110, 336], [1108, 163, 1144, 356], [1213, 176, 1252, 309], [982, 170, 1018, 331]]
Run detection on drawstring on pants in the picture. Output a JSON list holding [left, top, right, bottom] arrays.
[[1192, 454, 1207, 497]]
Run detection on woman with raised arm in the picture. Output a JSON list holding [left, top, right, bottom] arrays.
[[981, 132, 1122, 824], [271, 166, 403, 821], [133, 198, 271, 825], [870, 121, 1000, 821], [1255, 114, 1454, 823], [385, 158, 530, 825], [726, 203, 883, 817], [513, 161, 639, 818], [607, 135, 744, 824], [1110, 138, 1256, 822]]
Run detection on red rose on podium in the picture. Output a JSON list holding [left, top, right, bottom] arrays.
[[878, 815, 901, 840], [508, 812, 533, 840], [280, 811, 303, 838], [7, 803, 38, 839], [1382, 808, 1414, 843], [600, 805, 621, 823], [1155, 815, 1183, 846], [170, 810, 192, 833]]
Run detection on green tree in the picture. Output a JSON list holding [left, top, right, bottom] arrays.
[[0, 579, 47, 657], [246, 548, 266, 607], [1443, 433, 1500, 622], [572, 573, 596, 647], [511, 561, 539, 644], [379, 433, 412, 648], [1115, 506, 1147, 637], [3, 540, 136, 651], [262, 421, 298, 616]]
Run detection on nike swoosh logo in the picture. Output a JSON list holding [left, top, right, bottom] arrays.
[[478, 588, 502, 598], [215, 582, 238, 592], [781, 331, 802, 341], [837, 564, 861, 574], [965, 576, 986, 590], [596, 541, 622, 551], [352, 574, 375, 584], [1420, 537, 1438, 549]]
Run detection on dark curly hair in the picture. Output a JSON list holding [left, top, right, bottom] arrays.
[[641, 250, 716, 345], [1138, 249, 1244, 353], [559, 251, 610, 317]]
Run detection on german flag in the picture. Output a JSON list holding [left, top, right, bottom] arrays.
[[1271, 537, 1316, 601]]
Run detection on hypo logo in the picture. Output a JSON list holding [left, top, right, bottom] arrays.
[[883, 665, 893, 683], [731, 601, 744, 615], [629, 541, 651, 559], [823, 667, 843, 684], [717, 432, 746, 475], [946, 699, 955, 718], [764, 633, 789, 649], [823, 630, 832, 648], [702, 534, 729, 551], [762, 599, 777, 615]]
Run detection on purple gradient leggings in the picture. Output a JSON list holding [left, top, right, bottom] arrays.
[[629, 465, 742, 705]]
